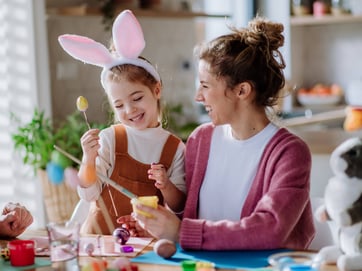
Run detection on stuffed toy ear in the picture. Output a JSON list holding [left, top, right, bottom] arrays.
[[112, 10, 145, 59], [58, 34, 114, 67]]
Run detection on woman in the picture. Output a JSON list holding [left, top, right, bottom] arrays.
[[134, 16, 315, 250]]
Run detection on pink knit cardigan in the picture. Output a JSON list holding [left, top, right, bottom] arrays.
[[179, 123, 315, 250]]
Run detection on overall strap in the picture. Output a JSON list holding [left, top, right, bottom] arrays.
[[158, 134, 181, 170], [113, 124, 127, 153]]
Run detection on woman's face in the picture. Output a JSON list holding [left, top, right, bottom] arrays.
[[107, 76, 160, 130], [195, 60, 237, 126]]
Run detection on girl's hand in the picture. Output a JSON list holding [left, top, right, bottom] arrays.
[[148, 163, 169, 190], [132, 204, 180, 242], [116, 215, 151, 237], [80, 129, 100, 164]]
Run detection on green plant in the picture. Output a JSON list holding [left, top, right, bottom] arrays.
[[98, 0, 117, 30], [11, 109, 107, 173], [162, 103, 199, 142]]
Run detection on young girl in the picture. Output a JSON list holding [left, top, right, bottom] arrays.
[[58, 10, 186, 235]]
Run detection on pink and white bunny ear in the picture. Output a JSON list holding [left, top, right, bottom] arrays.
[[58, 34, 114, 67], [58, 9, 160, 89], [112, 9, 145, 59]]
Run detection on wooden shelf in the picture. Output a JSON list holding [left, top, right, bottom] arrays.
[[46, 5, 230, 18], [291, 14, 362, 26]]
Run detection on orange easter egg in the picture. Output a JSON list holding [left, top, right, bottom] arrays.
[[78, 164, 97, 187]]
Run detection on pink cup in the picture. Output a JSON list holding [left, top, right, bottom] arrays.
[[8, 240, 35, 266]]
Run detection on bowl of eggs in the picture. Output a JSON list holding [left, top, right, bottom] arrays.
[[297, 83, 344, 108]]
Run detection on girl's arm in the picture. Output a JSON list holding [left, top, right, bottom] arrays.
[[148, 143, 186, 213]]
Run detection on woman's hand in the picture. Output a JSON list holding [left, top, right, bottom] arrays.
[[0, 202, 33, 238], [116, 215, 151, 237], [133, 204, 180, 242]]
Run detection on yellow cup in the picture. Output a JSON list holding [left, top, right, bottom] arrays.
[[131, 196, 158, 218]]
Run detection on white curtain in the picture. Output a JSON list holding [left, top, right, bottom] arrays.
[[0, 0, 51, 228]]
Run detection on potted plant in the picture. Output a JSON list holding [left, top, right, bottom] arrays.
[[11, 108, 107, 223]]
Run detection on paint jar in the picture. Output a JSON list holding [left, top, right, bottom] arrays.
[[8, 240, 35, 267]]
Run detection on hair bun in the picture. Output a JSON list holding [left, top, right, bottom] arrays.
[[246, 17, 284, 51]]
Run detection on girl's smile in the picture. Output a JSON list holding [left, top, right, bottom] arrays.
[[108, 78, 160, 130]]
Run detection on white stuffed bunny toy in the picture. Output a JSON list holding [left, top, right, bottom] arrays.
[[315, 137, 362, 271]]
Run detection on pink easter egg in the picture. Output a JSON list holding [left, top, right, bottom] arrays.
[[64, 167, 81, 190]]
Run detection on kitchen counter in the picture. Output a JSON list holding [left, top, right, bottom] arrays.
[[288, 127, 362, 154]]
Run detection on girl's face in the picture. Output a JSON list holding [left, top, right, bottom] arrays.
[[195, 60, 238, 126], [108, 76, 161, 130]]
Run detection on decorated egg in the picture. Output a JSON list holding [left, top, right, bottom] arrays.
[[112, 227, 130, 245], [81, 259, 107, 271], [83, 243, 95, 256], [64, 167, 81, 190], [46, 162, 64, 184], [108, 257, 131, 269], [76, 96, 89, 112], [153, 239, 177, 259]]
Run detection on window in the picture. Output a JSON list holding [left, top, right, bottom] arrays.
[[0, 0, 51, 228]]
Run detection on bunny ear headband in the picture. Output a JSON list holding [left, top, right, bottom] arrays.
[[58, 10, 160, 90]]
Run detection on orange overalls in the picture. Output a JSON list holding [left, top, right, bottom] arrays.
[[81, 124, 180, 235]]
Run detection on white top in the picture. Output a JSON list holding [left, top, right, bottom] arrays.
[[198, 123, 279, 221], [78, 125, 186, 201]]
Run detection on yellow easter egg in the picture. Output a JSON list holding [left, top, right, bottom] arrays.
[[76, 96, 89, 112]]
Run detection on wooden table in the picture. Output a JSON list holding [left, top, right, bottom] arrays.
[[1, 229, 338, 271]]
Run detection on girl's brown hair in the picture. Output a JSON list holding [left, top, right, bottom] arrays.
[[194, 16, 286, 107]]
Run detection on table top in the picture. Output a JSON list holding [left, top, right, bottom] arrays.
[[1, 229, 338, 271]]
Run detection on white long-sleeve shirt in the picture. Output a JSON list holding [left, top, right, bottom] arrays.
[[77, 125, 186, 201]]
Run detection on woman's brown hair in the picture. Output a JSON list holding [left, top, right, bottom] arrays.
[[194, 16, 286, 107]]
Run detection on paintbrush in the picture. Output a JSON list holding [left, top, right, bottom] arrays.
[[54, 145, 137, 199]]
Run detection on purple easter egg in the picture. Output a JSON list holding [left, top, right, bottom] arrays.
[[113, 227, 130, 245]]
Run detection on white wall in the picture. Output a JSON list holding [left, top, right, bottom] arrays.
[[291, 23, 362, 91], [47, 15, 201, 125]]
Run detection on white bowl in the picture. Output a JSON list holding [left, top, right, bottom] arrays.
[[268, 252, 321, 271], [297, 94, 342, 108]]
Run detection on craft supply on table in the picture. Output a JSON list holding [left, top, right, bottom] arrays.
[[131, 196, 158, 217], [31, 235, 152, 258], [120, 245, 134, 253], [153, 239, 177, 259], [7, 240, 35, 267], [113, 227, 131, 245], [53, 145, 138, 200], [0, 246, 10, 261], [181, 260, 215, 271], [132, 243, 291, 270], [46, 221, 80, 270], [268, 251, 320, 271]]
